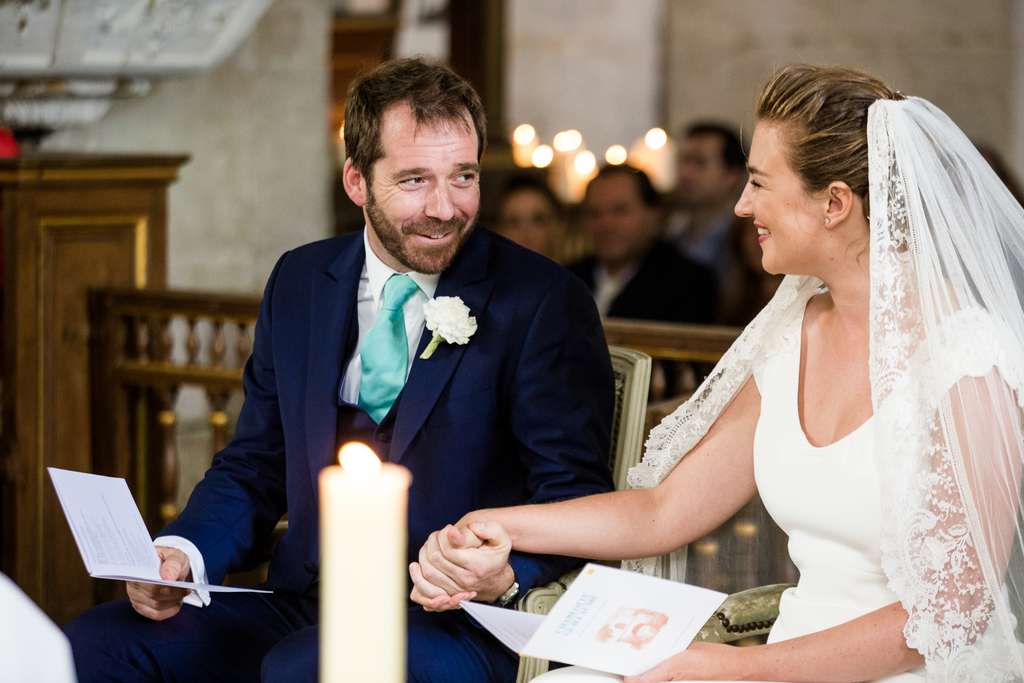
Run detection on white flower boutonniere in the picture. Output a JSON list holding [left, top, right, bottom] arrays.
[[420, 296, 477, 359]]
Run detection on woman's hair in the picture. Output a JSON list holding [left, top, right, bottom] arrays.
[[755, 64, 904, 216]]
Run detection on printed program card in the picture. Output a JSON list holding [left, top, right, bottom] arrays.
[[462, 563, 726, 677], [48, 468, 270, 593]]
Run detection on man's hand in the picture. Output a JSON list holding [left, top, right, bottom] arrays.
[[126, 546, 193, 621], [409, 521, 514, 611]]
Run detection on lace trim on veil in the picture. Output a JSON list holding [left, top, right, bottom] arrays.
[[869, 99, 1024, 682]]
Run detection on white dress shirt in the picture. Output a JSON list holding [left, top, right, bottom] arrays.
[[159, 229, 438, 607], [592, 263, 638, 319], [339, 229, 439, 405]]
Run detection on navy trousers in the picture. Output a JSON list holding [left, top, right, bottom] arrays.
[[65, 593, 518, 683]]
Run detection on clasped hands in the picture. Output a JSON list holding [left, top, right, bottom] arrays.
[[409, 520, 514, 611]]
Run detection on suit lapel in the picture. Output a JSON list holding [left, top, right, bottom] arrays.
[[305, 235, 365, 500], [389, 229, 495, 464]]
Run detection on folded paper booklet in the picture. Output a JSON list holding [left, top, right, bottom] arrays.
[[48, 467, 270, 593], [461, 563, 727, 677]]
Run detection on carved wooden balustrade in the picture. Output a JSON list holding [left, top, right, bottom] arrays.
[[601, 317, 799, 594], [90, 288, 261, 533]]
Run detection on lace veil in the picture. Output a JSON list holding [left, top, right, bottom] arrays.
[[625, 97, 1024, 681]]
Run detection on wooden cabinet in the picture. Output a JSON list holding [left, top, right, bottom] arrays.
[[0, 154, 186, 624]]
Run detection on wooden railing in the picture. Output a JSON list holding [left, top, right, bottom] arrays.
[[90, 288, 261, 533], [603, 317, 742, 433]]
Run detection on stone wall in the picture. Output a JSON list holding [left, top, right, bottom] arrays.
[[41, 0, 333, 294], [38, 0, 332, 472], [505, 0, 665, 160], [664, 0, 1017, 160]]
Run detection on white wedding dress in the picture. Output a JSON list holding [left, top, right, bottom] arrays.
[[534, 304, 926, 683]]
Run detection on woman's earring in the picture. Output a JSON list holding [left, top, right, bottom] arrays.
[[824, 218, 831, 225]]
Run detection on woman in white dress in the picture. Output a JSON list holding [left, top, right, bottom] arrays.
[[410, 65, 1024, 683]]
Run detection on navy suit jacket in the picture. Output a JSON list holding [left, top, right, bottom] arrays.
[[568, 241, 719, 324], [162, 227, 615, 598]]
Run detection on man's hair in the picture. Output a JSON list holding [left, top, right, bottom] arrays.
[[344, 58, 486, 181], [588, 164, 662, 208], [685, 122, 746, 172]]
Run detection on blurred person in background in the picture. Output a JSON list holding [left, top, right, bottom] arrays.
[[491, 175, 566, 262], [668, 122, 748, 292], [717, 216, 785, 327], [976, 143, 1024, 205], [568, 164, 718, 323]]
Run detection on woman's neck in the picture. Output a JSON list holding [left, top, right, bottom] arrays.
[[812, 213, 872, 331], [815, 262, 871, 335]]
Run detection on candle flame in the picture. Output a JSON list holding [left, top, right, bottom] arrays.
[[645, 127, 668, 150], [574, 150, 596, 175], [532, 144, 554, 168], [513, 123, 536, 146], [339, 442, 381, 478], [605, 144, 628, 165], [553, 130, 583, 153]]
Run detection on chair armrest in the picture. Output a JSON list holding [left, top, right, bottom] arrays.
[[693, 583, 794, 644], [515, 568, 582, 616]]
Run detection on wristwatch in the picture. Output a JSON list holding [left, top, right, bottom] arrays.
[[492, 574, 520, 608]]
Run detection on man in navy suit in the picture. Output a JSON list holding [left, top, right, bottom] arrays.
[[65, 59, 614, 683]]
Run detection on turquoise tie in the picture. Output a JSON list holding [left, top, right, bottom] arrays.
[[358, 274, 420, 423]]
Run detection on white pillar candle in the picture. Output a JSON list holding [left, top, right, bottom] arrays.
[[320, 443, 412, 683]]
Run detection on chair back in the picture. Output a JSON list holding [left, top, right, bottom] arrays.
[[514, 346, 650, 683], [607, 346, 652, 489]]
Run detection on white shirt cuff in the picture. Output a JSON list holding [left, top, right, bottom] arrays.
[[153, 536, 212, 607]]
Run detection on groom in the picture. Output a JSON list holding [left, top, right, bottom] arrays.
[[65, 58, 615, 683]]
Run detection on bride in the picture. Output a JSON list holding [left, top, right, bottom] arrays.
[[410, 64, 1024, 683]]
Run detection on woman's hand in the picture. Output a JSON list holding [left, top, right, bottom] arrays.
[[623, 642, 743, 683]]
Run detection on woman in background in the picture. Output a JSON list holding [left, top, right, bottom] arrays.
[[492, 175, 567, 262], [717, 214, 785, 326]]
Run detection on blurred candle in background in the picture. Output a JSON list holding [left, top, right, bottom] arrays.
[[563, 149, 598, 203], [552, 129, 582, 154], [605, 144, 628, 166], [320, 443, 412, 683], [512, 124, 538, 167], [531, 144, 554, 168], [628, 127, 676, 191]]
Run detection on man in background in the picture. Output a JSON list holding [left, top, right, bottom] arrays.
[[568, 164, 717, 324], [667, 122, 747, 292]]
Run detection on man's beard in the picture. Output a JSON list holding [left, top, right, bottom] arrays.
[[366, 190, 475, 274]]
